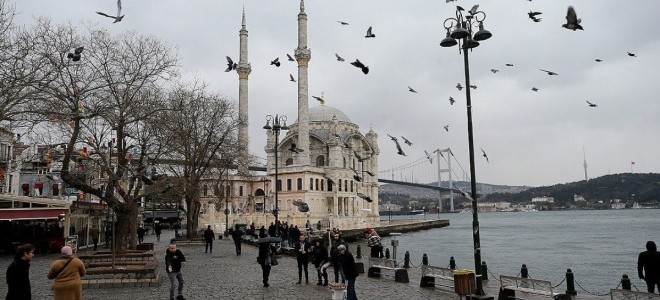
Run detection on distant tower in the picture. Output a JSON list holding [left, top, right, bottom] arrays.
[[583, 146, 588, 181], [236, 8, 252, 175], [294, 0, 311, 166]]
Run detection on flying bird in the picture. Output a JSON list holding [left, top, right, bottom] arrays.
[[456, 83, 463, 91], [337, 21, 349, 25], [224, 56, 236, 72], [394, 139, 406, 156], [312, 95, 325, 105], [468, 5, 479, 15], [270, 57, 281, 67], [627, 52, 636, 57], [443, 124, 450, 132], [449, 97, 455, 105], [357, 193, 373, 203], [66, 46, 84, 62], [387, 134, 398, 142], [424, 150, 433, 164], [470, 85, 477, 89], [401, 136, 412, 146], [540, 69, 558, 75], [446, 0, 457, 2], [289, 74, 296, 82], [531, 87, 539, 92], [528, 11, 542, 22], [562, 6, 583, 31], [505, 63, 514, 67], [286, 54, 295, 61], [96, 0, 124, 23], [480, 148, 489, 163], [335, 53, 345, 62], [408, 86, 417, 93], [531, 17, 542, 23], [595, 58, 603, 62], [586, 101, 598, 107], [365, 26, 376, 38], [350, 59, 369, 74], [456, 6, 465, 12], [491, 69, 499, 73]]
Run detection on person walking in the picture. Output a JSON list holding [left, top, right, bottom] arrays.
[[6, 243, 35, 300], [330, 232, 346, 283], [312, 239, 329, 286], [338, 244, 359, 300], [257, 228, 273, 287], [154, 221, 162, 242], [47, 246, 86, 300], [638, 240, 660, 293], [364, 227, 383, 258], [137, 226, 146, 244], [231, 227, 244, 255], [89, 226, 100, 251], [165, 242, 186, 300], [294, 234, 311, 284], [203, 225, 215, 253]]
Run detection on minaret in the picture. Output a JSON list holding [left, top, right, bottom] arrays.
[[583, 146, 588, 181], [236, 8, 252, 175], [294, 0, 311, 166]]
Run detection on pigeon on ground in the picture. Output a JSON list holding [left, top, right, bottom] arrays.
[[481, 148, 489, 163], [365, 26, 375, 38], [491, 69, 499, 73], [96, 0, 124, 23], [270, 57, 281, 67], [505, 63, 514, 67], [449, 97, 455, 105], [586, 101, 597, 107], [562, 6, 583, 31], [408, 86, 417, 93], [286, 54, 295, 61], [337, 21, 349, 25], [444, 125, 450, 132], [289, 74, 296, 82], [424, 150, 433, 164], [67, 46, 84, 62], [470, 85, 477, 89], [312, 95, 325, 105], [401, 136, 412, 146], [335, 53, 345, 62], [595, 59, 603, 62], [350, 59, 369, 74], [627, 52, 636, 57], [224, 56, 237, 72], [456, 83, 463, 91], [531, 87, 539, 92], [540, 69, 558, 75]]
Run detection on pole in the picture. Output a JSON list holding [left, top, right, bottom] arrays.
[[436, 149, 442, 215], [274, 127, 279, 237], [463, 41, 485, 296]]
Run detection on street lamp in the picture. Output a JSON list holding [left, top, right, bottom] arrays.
[[263, 114, 288, 238], [440, 6, 492, 299]]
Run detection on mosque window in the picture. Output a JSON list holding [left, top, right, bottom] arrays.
[[297, 178, 303, 190], [276, 180, 282, 192], [310, 178, 314, 190], [316, 155, 325, 166], [286, 158, 293, 166], [287, 179, 292, 191], [321, 179, 324, 191], [344, 180, 348, 192], [239, 186, 244, 196], [328, 180, 333, 191], [315, 179, 319, 191], [338, 180, 342, 192], [350, 180, 354, 192]]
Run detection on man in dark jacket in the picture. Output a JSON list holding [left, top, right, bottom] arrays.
[[312, 239, 329, 286], [231, 227, 244, 255], [330, 232, 346, 283], [294, 234, 312, 284], [338, 244, 359, 300], [165, 242, 187, 300], [203, 225, 215, 253], [638, 240, 660, 293], [6, 243, 35, 300]]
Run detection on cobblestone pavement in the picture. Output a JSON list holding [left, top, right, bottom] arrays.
[[0, 230, 567, 300]]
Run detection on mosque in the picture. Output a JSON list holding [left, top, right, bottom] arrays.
[[198, 1, 380, 233]]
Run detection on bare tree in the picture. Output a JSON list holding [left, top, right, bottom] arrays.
[[155, 80, 239, 237]]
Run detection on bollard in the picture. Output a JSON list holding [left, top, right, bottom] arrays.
[[422, 253, 429, 266], [356, 245, 362, 259], [565, 268, 577, 296], [404, 251, 411, 269], [620, 274, 631, 291], [385, 248, 391, 259], [481, 261, 489, 281], [449, 256, 456, 270], [520, 264, 529, 278]]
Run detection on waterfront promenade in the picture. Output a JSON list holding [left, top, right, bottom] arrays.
[[0, 229, 609, 300]]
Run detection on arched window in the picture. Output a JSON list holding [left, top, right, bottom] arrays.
[[316, 155, 325, 166], [297, 178, 303, 190], [286, 158, 293, 166], [254, 189, 265, 196]]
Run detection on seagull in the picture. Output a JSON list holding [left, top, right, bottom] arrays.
[[66, 46, 84, 62], [480, 148, 489, 163], [312, 95, 325, 105], [531, 17, 542, 23], [350, 59, 369, 74], [531, 87, 539, 92], [337, 21, 349, 25], [357, 193, 373, 203], [270, 57, 281, 67], [595, 58, 603, 62], [470, 85, 477, 89], [468, 5, 479, 15], [444, 124, 450, 132], [424, 150, 433, 164], [528, 11, 542, 22], [394, 139, 406, 156], [335, 53, 345, 62], [401, 136, 412, 146], [96, 0, 124, 23], [408, 86, 418, 93], [540, 69, 558, 75], [456, 83, 463, 91], [387, 134, 398, 142], [286, 54, 295, 61], [289, 74, 296, 82], [365, 26, 376, 38], [224, 56, 236, 72], [491, 69, 499, 73], [562, 6, 583, 31], [627, 52, 636, 57], [449, 97, 455, 105], [505, 63, 514, 67], [586, 101, 598, 107]]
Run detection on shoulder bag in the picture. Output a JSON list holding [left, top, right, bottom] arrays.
[[53, 258, 74, 279]]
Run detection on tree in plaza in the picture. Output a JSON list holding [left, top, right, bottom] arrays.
[[26, 19, 178, 252], [154, 80, 239, 238]]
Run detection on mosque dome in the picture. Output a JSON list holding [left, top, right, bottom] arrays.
[[308, 105, 352, 123]]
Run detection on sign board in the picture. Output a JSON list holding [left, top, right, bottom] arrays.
[[66, 235, 78, 253]]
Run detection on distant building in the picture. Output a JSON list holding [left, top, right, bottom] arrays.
[[531, 196, 554, 203], [573, 194, 586, 202]]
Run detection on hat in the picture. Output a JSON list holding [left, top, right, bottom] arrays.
[[61, 246, 73, 256]]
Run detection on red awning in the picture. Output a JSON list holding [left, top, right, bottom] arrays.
[[0, 209, 66, 221]]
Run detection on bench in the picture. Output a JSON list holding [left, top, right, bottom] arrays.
[[611, 289, 660, 300], [420, 265, 454, 288], [367, 257, 409, 283], [499, 275, 556, 299]]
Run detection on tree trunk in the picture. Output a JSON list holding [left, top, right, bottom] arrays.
[[185, 199, 200, 238]]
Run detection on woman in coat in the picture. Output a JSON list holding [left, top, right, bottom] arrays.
[[257, 228, 273, 287], [47, 246, 86, 300]]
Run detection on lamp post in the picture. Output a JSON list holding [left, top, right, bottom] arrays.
[[263, 114, 288, 238], [440, 6, 492, 299]]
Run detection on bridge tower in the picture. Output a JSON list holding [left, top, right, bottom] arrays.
[[434, 148, 454, 212]]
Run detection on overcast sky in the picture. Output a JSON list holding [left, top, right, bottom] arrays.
[[11, 0, 660, 187]]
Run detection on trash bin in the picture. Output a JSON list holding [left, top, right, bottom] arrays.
[[454, 269, 476, 296]]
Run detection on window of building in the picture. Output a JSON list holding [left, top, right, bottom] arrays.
[[350, 180, 354, 192], [52, 184, 60, 196], [226, 185, 231, 197], [316, 155, 325, 166], [309, 178, 314, 191], [297, 178, 302, 190], [239, 186, 244, 196], [338, 179, 341, 192], [344, 180, 348, 193], [286, 158, 293, 166], [203, 185, 208, 197], [276, 179, 282, 192], [315, 179, 319, 191], [321, 179, 324, 191], [286, 179, 292, 191], [328, 179, 333, 191]]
